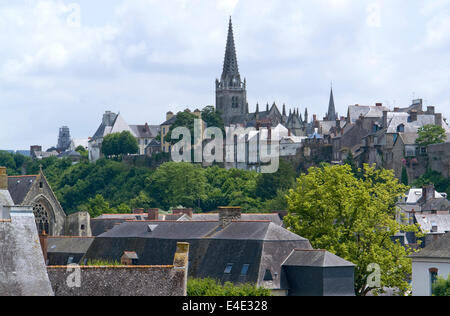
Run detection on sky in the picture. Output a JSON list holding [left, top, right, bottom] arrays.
[[0, 0, 449, 150]]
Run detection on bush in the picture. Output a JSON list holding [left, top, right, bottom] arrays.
[[433, 276, 450, 296], [187, 278, 272, 296]]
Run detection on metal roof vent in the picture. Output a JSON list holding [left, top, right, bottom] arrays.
[[148, 224, 158, 232]]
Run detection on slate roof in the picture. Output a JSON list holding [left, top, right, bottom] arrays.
[[129, 124, 159, 138], [410, 231, 450, 259], [415, 214, 450, 234], [47, 237, 95, 254], [282, 249, 355, 267], [7, 176, 37, 205], [0, 208, 54, 296], [83, 220, 312, 289], [161, 115, 177, 126], [191, 213, 283, 226]]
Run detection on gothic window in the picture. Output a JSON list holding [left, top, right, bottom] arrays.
[[33, 202, 50, 235], [232, 96, 239, 108]]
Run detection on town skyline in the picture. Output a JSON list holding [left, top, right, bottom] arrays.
[[0, 0, 449, 150]]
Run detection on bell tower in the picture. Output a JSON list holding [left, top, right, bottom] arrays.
[[216, 17, 248, 125]]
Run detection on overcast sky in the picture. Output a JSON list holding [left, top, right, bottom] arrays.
[[0, 0, 449, 150]]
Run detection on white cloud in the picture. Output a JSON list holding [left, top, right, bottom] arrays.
[[0, 0, 449, 150]]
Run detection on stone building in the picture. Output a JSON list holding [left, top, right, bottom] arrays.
[[2, 167, 90, 237], [83, 207, 355, 296], [215, 18, 311, 137], [0, 189, 54, 296], [57, 126, 71, 152], [47, 242, 189, 296]]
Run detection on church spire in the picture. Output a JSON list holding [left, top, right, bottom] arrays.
[[327, 87, 337, 121], [221, 17, 240, 83]]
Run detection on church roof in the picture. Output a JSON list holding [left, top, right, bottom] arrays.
[[221, 17, 240, 81], [327, 88, 337, 121], [8, 175, 38, 205]]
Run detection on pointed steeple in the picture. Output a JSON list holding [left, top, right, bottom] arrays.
[[266, 103, 269, 112], [304, 108, 309, 124], [282, 104, 286, 116], [256, 103, 259, 113], [327, 87, 337, 121], [221, 17, 240, 84]]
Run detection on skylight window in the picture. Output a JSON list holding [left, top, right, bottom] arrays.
[[224, 263, 233, 274], [241, 264, 250, 276]]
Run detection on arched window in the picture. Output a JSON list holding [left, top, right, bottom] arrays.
[[232, 96, 239, 108], [33, 202, 50, 235]]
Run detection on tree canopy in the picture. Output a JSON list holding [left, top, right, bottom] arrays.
[[284, 164, 421, 296], [102, 131, 139, 158], [187, 278, 272, 296], [416, 124, 447, 147]]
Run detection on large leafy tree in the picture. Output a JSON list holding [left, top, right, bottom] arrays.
[[416, 124, 447, 147], [284, 164, 421, 296], [146, 162, 207, 210], [255, 159, 296, 200], [102, 131, 139, 158]]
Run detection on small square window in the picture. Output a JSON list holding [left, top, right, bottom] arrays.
[[67, 256, 74, 264], [241, 264, 250, 276], [224, 263, 233, 274], [80, 225, 85, 230]]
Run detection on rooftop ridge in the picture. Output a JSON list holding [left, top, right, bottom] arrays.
[[8, 175, 38, 178], [47, 265, 175, 269]]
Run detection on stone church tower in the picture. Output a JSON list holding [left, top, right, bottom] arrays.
[[216, 18, 248, 125]]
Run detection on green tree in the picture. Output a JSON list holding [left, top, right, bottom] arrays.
[[187, 278, 272, 296], [414, 169, 450, 197], [256, 159, 296, 200], [201, 106, 225, 133], [401, 166, 409, 186], [102, 131, 139, 158], [165, 111, 197, 145], [416, 125, 447, 147], [432, 275, 450, 296], [284, 164, 421, 296], [78, 194, 111, 217], [147, 162, 207, 210]]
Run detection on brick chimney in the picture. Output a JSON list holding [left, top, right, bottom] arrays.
[[427, 106, 435, 115], [166, 111, 174, 121], [147, 209, 159, 221], [133, 208, 145, 214], [376, 103, 382, 107], [0, 167, 7, 190], [218, 207, 241, 228], [410, 110, 418, 122], [435, 113, 443, 127], [383, 110, 388, 128], [422, 185, 435, 201]]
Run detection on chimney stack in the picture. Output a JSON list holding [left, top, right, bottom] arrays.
[[147, 209, 159, 221], [422, 185, 435, 201], [133, 208, 145, 214], [410, 110, 418, 122], [0, 167, 7, 190], [383, 110, 388, 128], [435, 113, 443, 127], [427, 106, 435, 115], [218, 207, 241, 228], [166, 111, 174, 121]]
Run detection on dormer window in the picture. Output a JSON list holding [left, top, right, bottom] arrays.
[[397, 124, 405, 133]]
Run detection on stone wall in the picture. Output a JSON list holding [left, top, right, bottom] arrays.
[[65, 212, 91, 237], [428, 143, 450, 178], [47, 242, 189, 296], [47, 265, 186, 296]]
